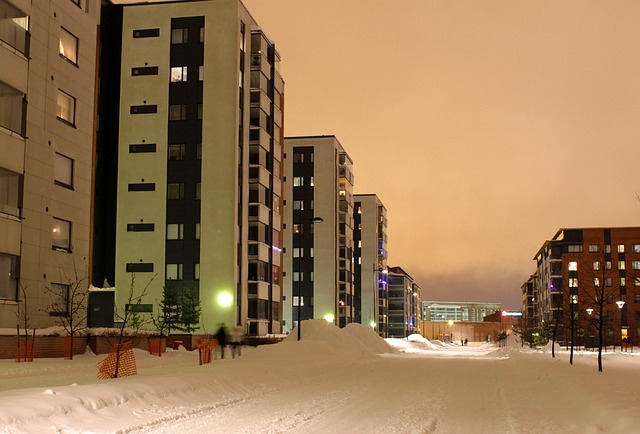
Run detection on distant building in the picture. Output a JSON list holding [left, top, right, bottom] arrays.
[[283, 136, 355, 330], [96, 0, 284, 335], [387, 266, 421, 337], [420, 301, 502, 342], [353, 194, 388, 337], [528, 227, 640, 347], [422, 301, 501, 323], [0, 0, 100, 328]]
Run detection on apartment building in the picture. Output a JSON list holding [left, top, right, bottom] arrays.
[[387, 266, 421, 337], [97, 0, 284, 335], [530, 228, 640, 347], [0, 0, 99, 328], [353, 194, 388, 337], [283, 135, 355, 330]]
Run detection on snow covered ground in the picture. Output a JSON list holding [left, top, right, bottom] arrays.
[[1, 320, 639, 434]]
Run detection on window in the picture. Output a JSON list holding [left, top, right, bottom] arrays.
[[56, 90, 75, 125], [292, 296, 304, 307], [293, 153, 304, 163], [293, 200, 303, 210], [170, 66, 187, 82], [594, 278, 600, 287], [199, 26, 204, 43], [169, 104, 187, 120], [568, 262, 577, 271], [167, 183, 184, 199], [593, 261, 601, 271], [195, 223, 200, 239], [130, 104, 157, 114], [197, 104, 203, 119], [195, 182, 201, 199], [126, 263, 153, 273], [133, 28, 159, 38], [54, 153, 73, 188], [618, 244, 625, 253], [605, 277, 613, 287], [293, 248, 303, 258], [52, 217, 71, 251], [129, 143, 156, 153], [633, 244, 640, 253], [633, 261, 640, 270], [635, 278, 640, 287], [128, 183, 155, 191], [605, 245, 611, 253], [0, 80, 25, 135], [197, 143, 202, 159], [619, 261, 626, 270], [166, 263, 183, 280], [198, 65, 204, 81], [569, 278, 578, 288], [132, 66, 158, 76], [635, 293, 640, 303], [194, 263, 200, 280], [0, 167, 20, 216], [171, 28, 188, 44], [621, 277, 626, 287], [567, 245, 583, 253], [605, 261, 612, 270], [0, 253, 18, 300], [59, 27, 78, 64], [168, 144, 185, 161], [167, 223, 183, 240], [293, 177, 304, 187], [588, 244, 600, 253], [0, 1, 29, 55], [127, 223, 154, 232], [49, 283, 69, 316]]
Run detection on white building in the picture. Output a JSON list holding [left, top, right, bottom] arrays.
[[283, 136, 355, 330], [0, 0, 99, 328]]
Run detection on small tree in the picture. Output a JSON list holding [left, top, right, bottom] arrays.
[[151, 287, 181, 337], [15, 282, 33, 361], [176, 285, 201, 333], [45, 260, 90, 360], [111, 273, 156, 378]]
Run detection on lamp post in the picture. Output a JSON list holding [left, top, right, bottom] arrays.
[[296, 216, 323, 341], [616, 300, 625, 351]]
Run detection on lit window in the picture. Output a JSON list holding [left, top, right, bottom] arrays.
[[170, 66, 187, 82], [310, 176, 314, 187], [293, 248, 303, 258], [59, 27, 78, 64], [171, 28, 188, 44], [0, 3, 29, 55], [199, 65, 204, 81], [588, 244, 600, 253], [293, 200, 303, 210], [169, 104, 187, 120], [52, 217, 71, 251], [593, 261, 601, 270], [569, 278, 578, 288], [292, 296, 303, 307], [568, 262, 577, 271], [168, 144, 185, 160], [0, 253, 18, 300], [199, 27, 204, 43], [167, 183, 184, 199], [195, 223, 200, 239], [633, 260, 640, 270], [0, 167, 20, 216], [633, 244, 640, 253], [635, 278, 640, 287], [49, 283, 69, 316], [594, 278, 600, 287], [621, 277, 626, 287], [54, 152, 73, 188], [293, 177, 304, 187], [567, 245, 583, 253], [605, 277, 613, 287], [619, 261, 626, 270], [293, 224, 301, 234], [166, 263, 183, 280], [293, 272, 302, 282], [618, 244, 625, 253], [166, 223, 184, 240], [605, 261, 612, 270], [0, 81, 25, 135], [56, 90, 76, 125], [194, 263, 200, 280]]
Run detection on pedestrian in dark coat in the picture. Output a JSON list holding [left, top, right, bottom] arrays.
[[215, 324, 228, 359]]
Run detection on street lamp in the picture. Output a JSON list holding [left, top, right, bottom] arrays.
[[296, 216, 323, 341], [616, 300, 625, 351]]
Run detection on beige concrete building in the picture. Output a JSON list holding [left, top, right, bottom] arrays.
[[103, 0, 284, 335], [0, 0, 99, 328]]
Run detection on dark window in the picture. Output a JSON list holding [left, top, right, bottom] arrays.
[[126, 263, 154, 273], [130, 105, 158, 114], [169, 104, 187, 120], [49, 283, 69, 316], [126, 303, 153, 312], [129, 144, 156, 153], [133, 28, 160, 38], [0, 253, 19, 301], [132, 66, 159, 76], [171, 28, 188, 44], [127, 223, 154, 232], [128, 183, 155, 191]]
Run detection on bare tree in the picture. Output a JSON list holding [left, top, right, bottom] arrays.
[[44, 260, 90, 360], [15, 282, 33, 362]]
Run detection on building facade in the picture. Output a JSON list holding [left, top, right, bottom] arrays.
[[98, 0, 284, 335], [387, 266, 421, 337], [530, 227, 640, 347], [353, 194, 388, 337], [0, 0, 99, 328], [422, 301, 501, 323], [283, 135, 355, 331]]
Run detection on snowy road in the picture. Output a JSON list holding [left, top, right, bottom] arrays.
[[130, 351, 636, 434]]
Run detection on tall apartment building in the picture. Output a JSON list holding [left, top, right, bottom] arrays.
[[387, 266, 421, 337], [0, 0, 99, 328], [283, 136, 355, 330], [97, 0, 284, 335], [530, 228, 640, 347], [353, 194, 388, 337]]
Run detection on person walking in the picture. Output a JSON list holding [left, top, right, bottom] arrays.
[[215, 323, 227, 359], [230, 326, 244, 359]]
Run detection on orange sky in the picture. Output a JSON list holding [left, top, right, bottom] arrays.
[[243, 0, 640, 309]]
